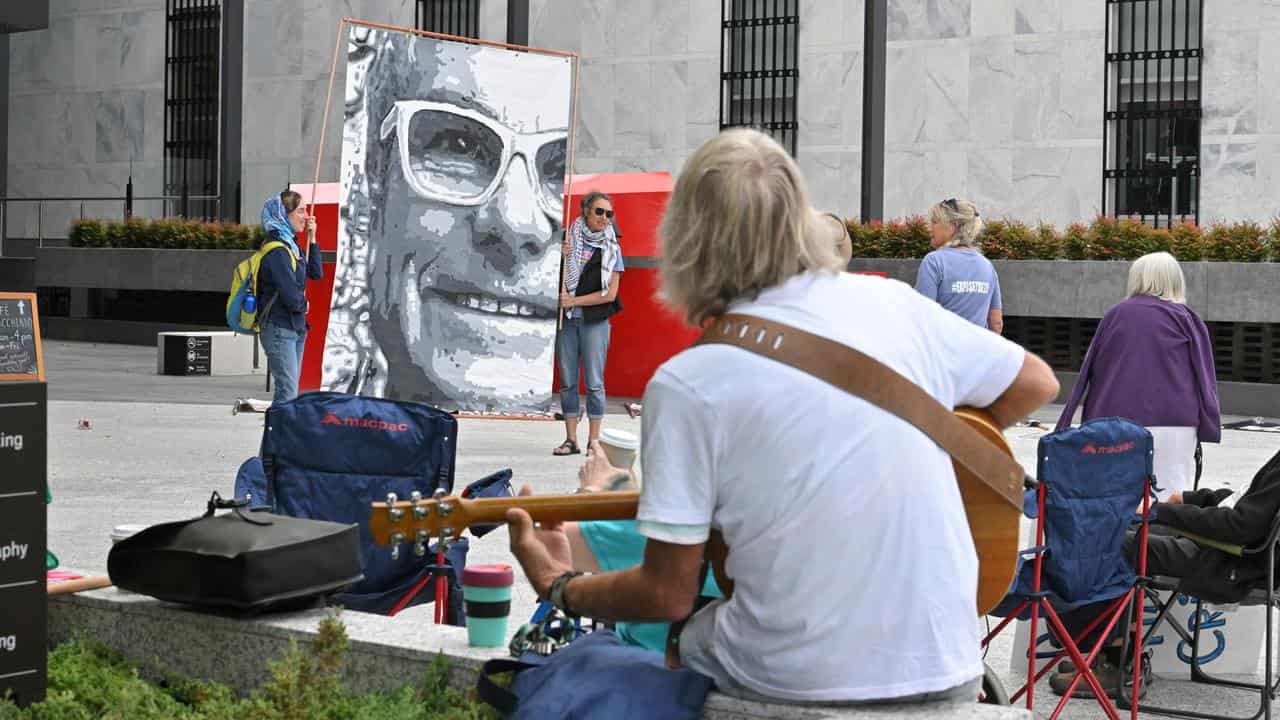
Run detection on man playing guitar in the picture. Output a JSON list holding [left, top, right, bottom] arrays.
[[505, 129, 1060, 705]]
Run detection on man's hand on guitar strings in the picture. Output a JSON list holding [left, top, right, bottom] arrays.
[[506, 484, 573, 598]]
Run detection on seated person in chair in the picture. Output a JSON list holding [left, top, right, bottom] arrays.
[[505, 128, 1059, 705], [1052, 448, 1280, 697], [518, 440, 723, 654]]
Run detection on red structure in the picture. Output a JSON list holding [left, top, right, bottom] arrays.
[[291, 174, 700, 399], [289, 183, 340, 394]]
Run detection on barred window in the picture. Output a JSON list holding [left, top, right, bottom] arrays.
[[1103, 0, 1203, 228], [164, 0, 221, 219], [416, 0, 480, 38], [719, 0, 798, 155]]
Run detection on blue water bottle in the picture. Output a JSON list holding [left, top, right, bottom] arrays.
[[244, 293, 257, 313]]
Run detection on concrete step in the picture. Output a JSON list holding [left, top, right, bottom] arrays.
[[49, 585, 1029, 719]]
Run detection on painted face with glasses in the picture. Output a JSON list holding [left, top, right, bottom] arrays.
[[366, 37, 570, 409]]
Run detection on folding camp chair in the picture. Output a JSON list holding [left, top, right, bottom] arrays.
[[982, 417, 1156, 720], [1135, 442, 1280, 720]]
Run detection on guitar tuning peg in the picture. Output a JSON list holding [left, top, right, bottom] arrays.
[[389, 531, 406, 561], [386, 492, 404, 522], [432, 488, 447, 500], [413, 530, 429, 557], [410, 490, 428, 519]]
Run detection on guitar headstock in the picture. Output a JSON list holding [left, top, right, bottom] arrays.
[[369, 491, 473, 560]]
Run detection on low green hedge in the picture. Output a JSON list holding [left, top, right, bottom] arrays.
[[68, 218, 267, 250], [844, 216, 1279, 263], [0, 614, 497, 720]]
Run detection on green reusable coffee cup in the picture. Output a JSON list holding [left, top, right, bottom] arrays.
[[462, 564, 514, 647]]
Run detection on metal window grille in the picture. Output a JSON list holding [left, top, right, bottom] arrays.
[[719, 0, 799, 155], [1005, 316, 1279, 384], [164, 0, 221, 220], [1103, 0, 1203, 228], [416, 0, 480, 38]]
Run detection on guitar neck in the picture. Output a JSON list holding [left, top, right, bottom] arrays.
[[460, 491, 640, 527]]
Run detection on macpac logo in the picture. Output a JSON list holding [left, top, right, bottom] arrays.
[[321, 413, 409, 432], [1082, 440, 1136, 455]]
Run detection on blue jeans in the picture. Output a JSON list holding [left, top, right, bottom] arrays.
[[261, 322, 306, 404], [558, 317, 610, 419]]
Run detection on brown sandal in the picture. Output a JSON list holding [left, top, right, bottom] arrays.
[[553, 439, 581, 456]]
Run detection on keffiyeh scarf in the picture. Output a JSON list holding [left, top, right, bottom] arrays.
[[565, 215, 620, 295]]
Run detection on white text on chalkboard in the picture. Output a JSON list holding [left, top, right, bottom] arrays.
[[0, 636, 14, 652], [0, 542, 28, 562], [0, 432, 22, 451]]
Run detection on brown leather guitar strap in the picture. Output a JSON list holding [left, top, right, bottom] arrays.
[[699, 313, 1024, 506], [664, 314, 1026, 670]]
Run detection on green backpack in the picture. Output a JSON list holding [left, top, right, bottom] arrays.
[[226, 241, 296, 334]]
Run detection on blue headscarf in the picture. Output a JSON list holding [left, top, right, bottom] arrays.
[[261, 195, 300, 257]]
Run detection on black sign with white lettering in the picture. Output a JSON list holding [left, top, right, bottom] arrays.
[[162, 335, 212, 376], [0, 295, 41, 379], [0, 381, 46, 706]]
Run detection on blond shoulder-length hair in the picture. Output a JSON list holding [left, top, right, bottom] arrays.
[[659, 129, 844, 326], [1127, 251, 1186, 303]]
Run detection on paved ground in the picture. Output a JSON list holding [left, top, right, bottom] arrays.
[[39, 340, 1280, 718]]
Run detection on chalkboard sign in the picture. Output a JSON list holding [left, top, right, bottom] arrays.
[[0, 293, 43, 382]]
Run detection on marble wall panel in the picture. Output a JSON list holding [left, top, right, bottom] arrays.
[[613, 62, 653, 153], [576, 63, 616, 158], [1200, 30, 1258, 138], [1010, 147, 1102, 226], [651, 62, 689, 152], [885, 43, 969, 147], [967, 149, 1014, 218], [888, 0, 971, 41], [652, 0, 690, 55], [800, 51, 855, 147], [804, 0, 852, 46], [1015, 0, 1059, 35], [580, 0, 616, 59], [479, 0, 508, 43], [798, 149, 861, 215], [968, 41, 1014, 146], [1199, 142, 1258, 223], [1204, 0, 1261, 32], [95, 90, 145, 164], [971, 0, 1014, 38], [884, 149, 967, 219]]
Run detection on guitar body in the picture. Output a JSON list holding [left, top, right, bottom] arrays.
[[370, 408, 1021, 617], [953, 408, 1021, 616]]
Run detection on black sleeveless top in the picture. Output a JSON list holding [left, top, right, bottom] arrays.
[[574, 248, 622, 323]]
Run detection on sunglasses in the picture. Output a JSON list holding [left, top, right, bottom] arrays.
[[942, 198, 959, 211], [381, 100, 568, 216], [592, 207, 614, 219]]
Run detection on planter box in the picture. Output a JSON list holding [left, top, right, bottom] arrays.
[[849, 258, 1280, 324], [34, 248, 246, 293]]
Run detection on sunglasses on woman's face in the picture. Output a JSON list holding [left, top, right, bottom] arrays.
[[592, 207, 614, 219], [380, 100, 568, 217], [942, 198, 959, 211]]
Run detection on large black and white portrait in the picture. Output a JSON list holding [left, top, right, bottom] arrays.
[[321, 26, 573, 414]]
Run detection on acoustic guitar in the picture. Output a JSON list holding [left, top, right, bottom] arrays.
[[370, 408, 1018, 615]]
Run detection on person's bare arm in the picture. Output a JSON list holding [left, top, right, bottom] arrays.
[[566, 274, 623, 308], [985, 352, 1059, 429], [987, 308, 1004, 335], [508, 504, 705, 622], [563, 523, 603, 574]]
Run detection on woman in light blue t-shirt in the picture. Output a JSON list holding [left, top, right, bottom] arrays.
[[914, 198, 1004, 334]]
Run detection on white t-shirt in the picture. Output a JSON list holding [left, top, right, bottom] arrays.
[[636, 271, 1026, 702]]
